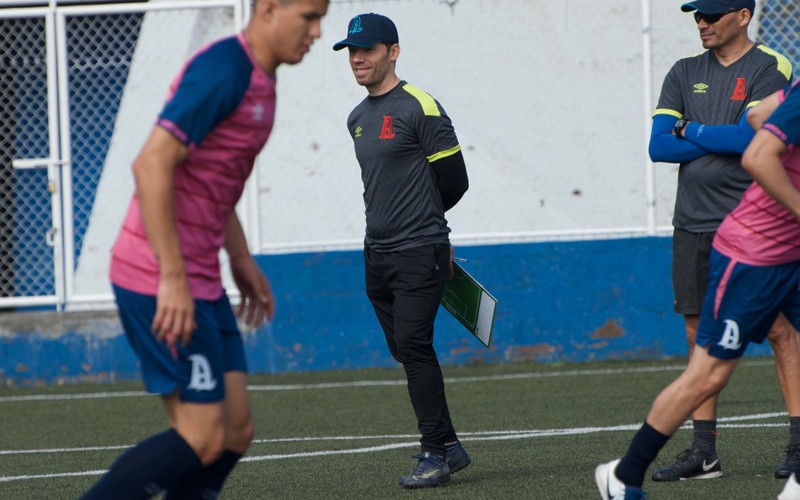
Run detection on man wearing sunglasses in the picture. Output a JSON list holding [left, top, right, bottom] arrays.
[[594, 0, 794, 497]]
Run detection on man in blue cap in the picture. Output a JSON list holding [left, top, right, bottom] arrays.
[[595, 0, 795, 497], [332, 12, 471, 489]]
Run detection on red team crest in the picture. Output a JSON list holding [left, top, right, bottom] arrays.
[[379, 115, 396, 139], [731, 78, 746, 101]]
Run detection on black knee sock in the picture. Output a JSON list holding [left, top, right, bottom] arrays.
[[616, 422, 670, 488], [692, 419, 717, 453], [788, 417, 800, 448], [81, 429, 203, 500], [165, 450, 242, 499]]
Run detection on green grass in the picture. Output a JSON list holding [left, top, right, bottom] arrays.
[[0, 358, 792, 499]]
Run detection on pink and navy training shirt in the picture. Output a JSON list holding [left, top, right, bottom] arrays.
[[110, 32, 276, 300], [714, 79, 800, 266]]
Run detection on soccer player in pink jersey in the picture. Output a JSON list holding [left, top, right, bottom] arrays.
[[596, 78, 800, 500], [82, 1, 329, 498]]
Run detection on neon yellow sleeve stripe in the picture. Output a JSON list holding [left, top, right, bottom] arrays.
[[746, 100, 761, 109], [402, 83, 441, 117], [652, 109, 682, 119], [757, 45, 793, 81], [427, 145, 461, 163]]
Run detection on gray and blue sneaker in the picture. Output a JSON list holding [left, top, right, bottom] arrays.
[[446, 441, 472, 473], [399, 451, 451, 488], [651, 447, 722, 481]]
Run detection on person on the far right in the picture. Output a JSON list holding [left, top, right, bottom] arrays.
[[648, 0, 798, 482], [596, 77, 800, 500]]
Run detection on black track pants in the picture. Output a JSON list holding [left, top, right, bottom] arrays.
[[364, 243, 458, 457]]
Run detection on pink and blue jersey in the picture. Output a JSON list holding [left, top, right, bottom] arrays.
[[714, 79, 800, 266], [110, 32, 276, 300]]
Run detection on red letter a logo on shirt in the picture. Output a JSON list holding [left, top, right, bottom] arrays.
[[379, 116, 396, 139], [730, 78, 746, 101]]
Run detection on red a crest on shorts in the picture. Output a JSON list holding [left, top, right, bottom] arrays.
[[379, 116, 396, 139], [731, 78, 746, 101]]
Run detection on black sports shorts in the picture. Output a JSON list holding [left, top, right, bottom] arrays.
[[672, 227, 715, 315]]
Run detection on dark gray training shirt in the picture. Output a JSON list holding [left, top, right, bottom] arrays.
[[655, 43, 791, 232], [347, 81, 461, 252]]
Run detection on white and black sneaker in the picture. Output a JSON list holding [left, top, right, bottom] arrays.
[[595, 459, 648, 499], [778, 473, 800, 500], [651, 448, 722, 481]]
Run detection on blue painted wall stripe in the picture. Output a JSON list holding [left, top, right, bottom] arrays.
[[0, 237, 774, 386]]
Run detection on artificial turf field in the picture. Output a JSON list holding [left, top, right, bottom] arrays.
[[0, 358, 793, 499]]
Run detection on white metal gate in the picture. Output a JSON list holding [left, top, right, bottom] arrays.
[[0, 0, 245, 310]]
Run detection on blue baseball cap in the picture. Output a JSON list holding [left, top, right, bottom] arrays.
[[680, 0, 755, 14], [332, 13, 399, 51]]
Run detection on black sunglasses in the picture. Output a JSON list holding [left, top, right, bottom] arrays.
[[693, 8, 738, 24]]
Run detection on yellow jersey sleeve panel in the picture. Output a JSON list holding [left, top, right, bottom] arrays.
[[402, 83, 441, 117], [746, 100, 761, 109], [427, 145, 461, 163], [653, 109, 682, 119], [756, 45, 793, 81]]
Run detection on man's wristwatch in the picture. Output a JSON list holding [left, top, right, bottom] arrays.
[[673, 118, 689, 139]]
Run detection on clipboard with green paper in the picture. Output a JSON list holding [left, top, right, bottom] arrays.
[[440, 261, 497, 348]]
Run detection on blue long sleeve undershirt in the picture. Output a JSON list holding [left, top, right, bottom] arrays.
[[648, 110, 754, 163]]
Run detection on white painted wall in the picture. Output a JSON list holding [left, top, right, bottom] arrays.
[[259, 0, 705, 252], [75, 0, 714, 297]]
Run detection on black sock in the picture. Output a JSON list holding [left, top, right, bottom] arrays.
[[165, 450, 242, 499], [788, 417, 800, 448], [81, 429, 203, 500], [693, 419, 717, 453], [616, 422, 670, 488]]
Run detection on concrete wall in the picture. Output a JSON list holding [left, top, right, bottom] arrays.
[[0, 237, 775, 386]]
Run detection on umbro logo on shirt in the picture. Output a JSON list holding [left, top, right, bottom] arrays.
[[352, 117, 396, 140], [693, 83, 709, 94]]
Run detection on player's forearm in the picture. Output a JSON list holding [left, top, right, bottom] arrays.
[[749, 159, 800, 220], [747, 92, 782, 130], [132, 128, 189, 278], [742, 131, 800, 218], [224, 211, 250, 260], [134, 159, 185, 278]]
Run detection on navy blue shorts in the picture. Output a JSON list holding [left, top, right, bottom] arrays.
[[696, 249, 800, 360], [113, 284, 248, 403]]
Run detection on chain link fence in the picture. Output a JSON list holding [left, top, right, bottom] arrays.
[[0, 15, 54, 301], [758, 0, 800, 79], [0, 1, 238, 309], [66, 12, 143, 269]]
